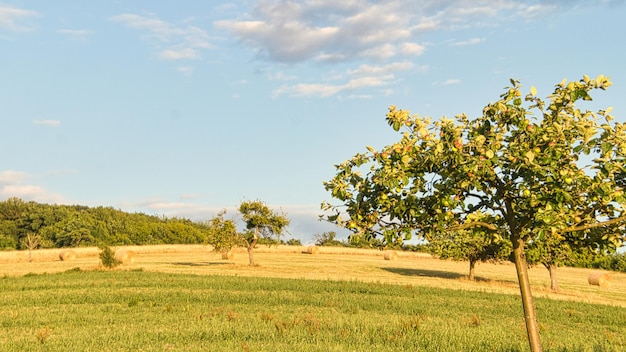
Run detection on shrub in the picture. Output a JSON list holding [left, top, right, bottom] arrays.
[[99, 245, 121, 268]]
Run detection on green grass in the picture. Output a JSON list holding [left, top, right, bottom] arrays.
[[1, 269, 624, 351]]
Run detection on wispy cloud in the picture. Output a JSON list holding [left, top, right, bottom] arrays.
[[433, 79, 462, 86], [110, 13, 212, 62], [176, 66, 194, 75], [57, 29, 92, 41], [0, 5, 38, 31], [33, 119, 61, 127], [214, 0, 571, 64], [215, 0, 620, 98], [273, 61, 421, 98], [449, 37, 484, 46], [0, 170, 28, 184], [0, 170, 65, 203]]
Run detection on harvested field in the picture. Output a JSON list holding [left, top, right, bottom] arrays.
[[0, 244, 624, 308]]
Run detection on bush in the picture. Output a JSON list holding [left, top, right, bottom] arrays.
[[285, 238, 302, 246], [313, 231, 345, 247], [590, 253, 626, 273], [99, 246, 121, 268]]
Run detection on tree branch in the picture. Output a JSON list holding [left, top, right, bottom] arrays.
[[450, 221, 498, 232], [564, 214, 626, 232]]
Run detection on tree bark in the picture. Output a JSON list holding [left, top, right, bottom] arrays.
[[512, 235, 543, 352], [468, 259, 476, 281], [547, 264, 559, 292], [247, 228, 259, 266], [247, 244, 255, 266]]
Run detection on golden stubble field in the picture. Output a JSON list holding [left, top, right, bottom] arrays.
[[1, 244, 624, 308]]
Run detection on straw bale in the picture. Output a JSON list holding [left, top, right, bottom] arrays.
[[59, 249, 77, 261], [588, 272, 612, 288], [114, 249, 136, 265], [383, 251, 398, 261], [306, 246, 320, 254], [221, 251, 235, 260]]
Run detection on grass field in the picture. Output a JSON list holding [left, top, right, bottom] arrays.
[[1, 245, 625, 351]]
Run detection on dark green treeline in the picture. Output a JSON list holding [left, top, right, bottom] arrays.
[[0, 197, 209, 250]]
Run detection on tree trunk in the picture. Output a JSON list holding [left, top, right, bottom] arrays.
[[546, 264, 559, 292], [512, 235, 542, 352], [247, 244, 255, 266], [247, 228, 259, 266], [468, 259, 476, 281]]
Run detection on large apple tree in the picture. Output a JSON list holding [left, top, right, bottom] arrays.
[[322, 75, 626, 352]]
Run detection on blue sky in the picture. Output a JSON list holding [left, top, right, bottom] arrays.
[[1, 1, 625, 243]]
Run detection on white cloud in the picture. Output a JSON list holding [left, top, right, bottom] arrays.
[[269, 72, 298, 81], [0, 170, 28, 184], [176, 66, 194, 75], [0, 170, 65, 204], [160, 48, 199, 60], [273, 61, 416, 98], [217, 0, 609, 98], [110, 13, 212, 61], [33, 119, 61, 127], [57, 29, 92, 41], [0, 5, 38, 31], [400, 42, 426, 56], [449, 37, 484, 46], [214, 0, 568, 64], [433, 79, 462, 86]]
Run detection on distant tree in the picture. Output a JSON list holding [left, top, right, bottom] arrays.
[[428, 212, 511, 281], [345, 233, 385, 249], [20, 233, 41, 262], [285, 238, 302, 246], [205, 210, 241, 259], [239, 200, 290, 266], [313, 231, 344, 247]]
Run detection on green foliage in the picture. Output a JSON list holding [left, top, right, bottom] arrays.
[[313, 231, 344, 247], [1, 270, 624, 351], [239, 200, 290, 265], [204, 210, 241, 254], [285, 238, 302, 246], [345, 233, 385, 249], [239, 200, 290, 241], [98, 245, 121, 268], [322, 75, 626, 350], [0, 198, 210, 249], [591, 252, 626, 272]]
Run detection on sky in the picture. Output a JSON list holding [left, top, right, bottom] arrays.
[[1, 1, 625, 243]]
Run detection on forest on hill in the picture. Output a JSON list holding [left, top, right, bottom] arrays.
[[0, 197, 209, 250]]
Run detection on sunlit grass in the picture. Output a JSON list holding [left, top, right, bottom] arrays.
[[1, 270, 624, 351]]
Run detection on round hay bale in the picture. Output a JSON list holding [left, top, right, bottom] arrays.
[[59, 249, 77, 261], [114, 249, 136, 265], [383, 250, 398, 261], [306, 246, 320, 254], [588, 272, 612, 288], [221, 250, 235, 260]]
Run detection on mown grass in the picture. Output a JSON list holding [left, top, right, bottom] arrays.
[[1, 269, 624, 351]]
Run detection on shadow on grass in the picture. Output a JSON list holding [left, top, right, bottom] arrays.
[[171, 261, 233, 267], [383, 267, 517, 285], [383, 267, 466, 280]]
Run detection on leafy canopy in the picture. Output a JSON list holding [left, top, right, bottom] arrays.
[[322, 75, 626, 252]]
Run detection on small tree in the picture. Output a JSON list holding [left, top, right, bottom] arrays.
[[205, 210, 241, 259], [322, 75, 626, 351], [313, 231, 344, 247], [99, 245, 121, 269], [20, 233, 41, 262], [428, 212, 511, 281], [239, 200, 290, 266]]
